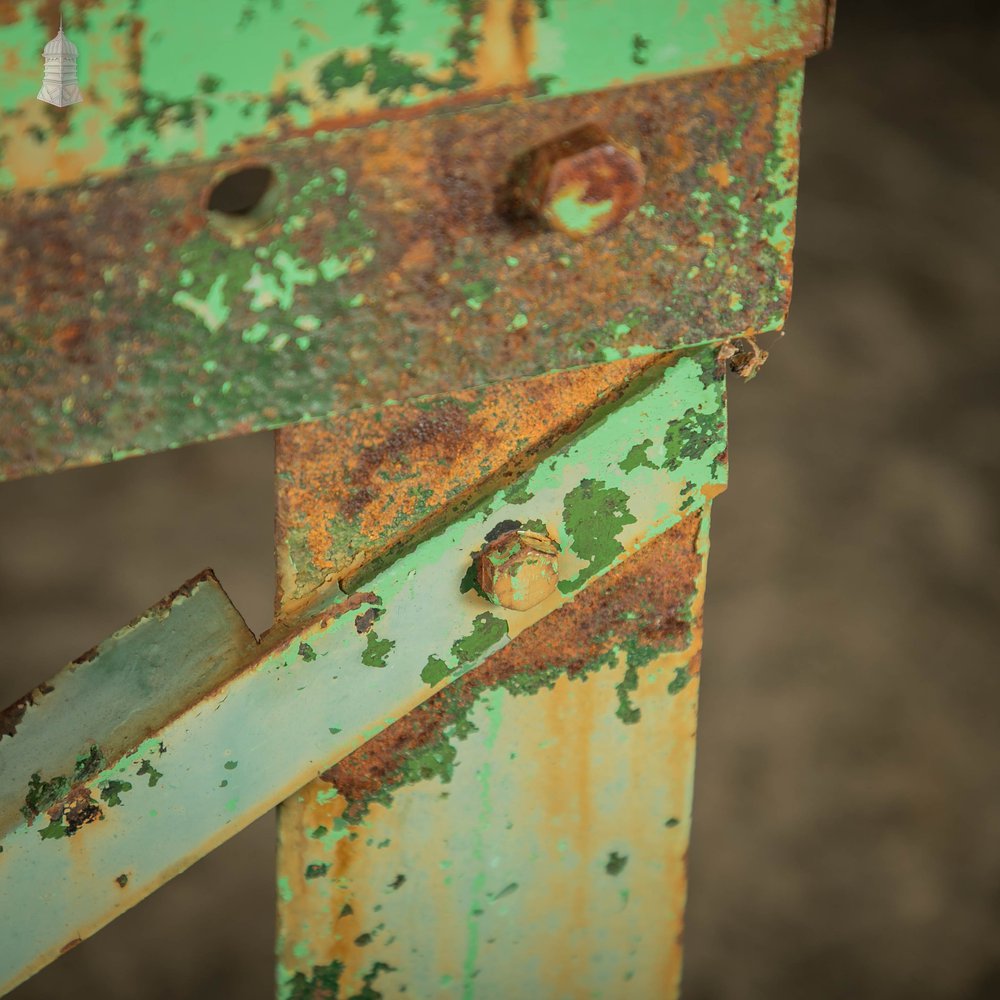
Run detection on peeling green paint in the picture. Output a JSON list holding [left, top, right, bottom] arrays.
[[605, 852, 629, 876], [559, 480, 637, 593], [420, 655, 450, 688], [136, 760, 163, 788], [98, 780, 133, 808], [20, 745, 106, 823], [451, 614, 508, 667], [618, 439, 657, 474], [550, 193, 615, 237], [361, 633, 395, 669], [667, 666, 693, 695], [5, 54, 794, 481]]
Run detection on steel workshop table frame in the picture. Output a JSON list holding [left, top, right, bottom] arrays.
[[0, 2, 834, 996]]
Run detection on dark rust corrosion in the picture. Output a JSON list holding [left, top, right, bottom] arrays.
[[320, 512, 705, 821]]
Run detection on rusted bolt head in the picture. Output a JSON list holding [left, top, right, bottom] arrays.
[[514, 124, 645, 239], [476, 529, 560, 612]]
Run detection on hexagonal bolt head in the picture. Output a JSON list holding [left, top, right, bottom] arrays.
[[511, 124, 646, 238], [476, 529, 561, 612]]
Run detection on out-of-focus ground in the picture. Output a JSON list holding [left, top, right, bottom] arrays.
[[2, 3, 999, 997]]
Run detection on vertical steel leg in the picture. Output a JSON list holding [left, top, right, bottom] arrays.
[[274, 349, 727, 997]]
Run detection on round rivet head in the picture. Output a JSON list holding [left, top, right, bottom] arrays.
[[514, 124, 645, 239], [476, 529, 560, 612]]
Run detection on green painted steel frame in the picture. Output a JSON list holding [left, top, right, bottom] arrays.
[[0, 1, 832, 992], [0, 0, 829, 191], [0, 347, 726, 994]]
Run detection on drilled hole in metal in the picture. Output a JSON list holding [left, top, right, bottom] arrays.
[[205, 165, 279, 243]]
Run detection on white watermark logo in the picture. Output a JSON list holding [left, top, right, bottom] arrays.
[[37, 16, 82, 108]]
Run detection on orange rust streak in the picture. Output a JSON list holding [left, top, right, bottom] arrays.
[[706, 160, 732, 187], [472, 0, 534, 90], [277, 792, 370, 980], [709, 0, 828, 65]]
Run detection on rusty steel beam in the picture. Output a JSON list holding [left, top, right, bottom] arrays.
[[0, 0, 831, 192], [1, 58, 802, 481], [0, 346, 726, 993]]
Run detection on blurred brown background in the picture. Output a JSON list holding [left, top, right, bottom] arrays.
[[2, 2, 999, 997]]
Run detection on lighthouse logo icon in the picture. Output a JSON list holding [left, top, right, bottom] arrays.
[[37, 17, 83, 107]]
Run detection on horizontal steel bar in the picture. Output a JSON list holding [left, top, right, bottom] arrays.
[[0, 0, 830, 192], [0, 346, 727, 993], [1, 59, 801, 480]]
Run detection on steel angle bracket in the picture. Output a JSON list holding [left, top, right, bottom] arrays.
[[0, 345, 726, 994]]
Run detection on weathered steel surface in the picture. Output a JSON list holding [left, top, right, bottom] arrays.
[[0, 347, 725, 993], [273, 347, 725, 997], [0, 58, 801, 481], [274, 352, 661, 609], [0, 0, 830, 192], [277, 510, 713, 999]]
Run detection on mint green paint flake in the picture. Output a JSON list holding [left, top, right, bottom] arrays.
[[172, 274, 230, 333], [549, 194, 614, 237], [241, 322, 269, 344]]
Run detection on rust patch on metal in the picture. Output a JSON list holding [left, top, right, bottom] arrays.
[[710, 0, 827, 63], [718, 335, 769, 380], [354, 607, 380, 635], [47, 787, 103, 837], [0, 682, 52, 740], [275, 353, 662, 608], [321, 512, 705, 818]]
